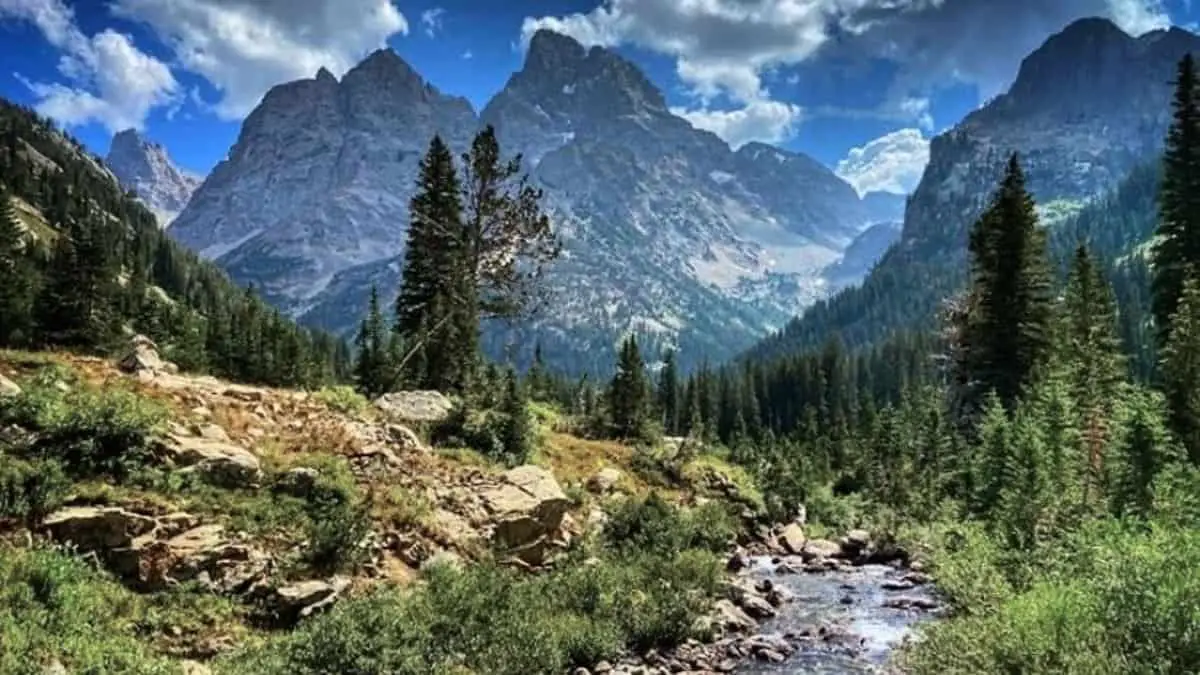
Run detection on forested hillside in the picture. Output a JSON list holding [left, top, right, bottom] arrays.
[[0, 100, 350, 387]]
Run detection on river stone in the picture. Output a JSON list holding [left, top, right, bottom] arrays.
[[778, 523, 806, 555], [801, 539, 842, 561], [712, 599, 757, 633]]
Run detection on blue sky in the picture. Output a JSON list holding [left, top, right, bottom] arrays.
[[0, 0, 1194, 196]]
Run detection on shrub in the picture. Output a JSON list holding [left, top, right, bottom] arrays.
[[313, 385, 369, 416], [1, 374, 166, 479], [602, 492, 736, 557], [225, 550, 722, 675], [0, 455, 69, 525], [0, 547, 175, 674], [434, 401, 535, 467], [302, 471, 372, 574]]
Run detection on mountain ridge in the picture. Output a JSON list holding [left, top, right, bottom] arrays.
[[106, 128, 200, 227]]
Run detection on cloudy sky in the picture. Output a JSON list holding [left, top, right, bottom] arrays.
[[0, 0, 1191, 196]]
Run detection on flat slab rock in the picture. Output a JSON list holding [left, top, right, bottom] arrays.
[[373, 391, 454, 424]]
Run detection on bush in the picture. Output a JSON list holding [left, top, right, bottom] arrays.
[[0, 455, 68, 525], [1, 374, 166, 479], [434, 401, 535, 468], [313, 385, 369, 416], [301, 471, 372, 574], [0, 547, 175, 674], [224, 550, 723, 675], [602, 493, 736, 557], [902, 520, 1200, 675]]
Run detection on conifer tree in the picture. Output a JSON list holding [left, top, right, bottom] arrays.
[[1153, 54, 1200, 346], [35, 220, 120, 350], [396, 135, 471, 393], [0, 187, 35, 346], [609, 335, 650, 440], [1061, 244, 1126, 502], [1112, 390, 1180, 518], [353, 286, 391, 398], [962, 153, 1055, 415], [499, 368, 534, 466], [1161, 273, 1200, 463], [657, 349, 680, 436], [527, 341, 550, 401], [460, 125, 560, 322]]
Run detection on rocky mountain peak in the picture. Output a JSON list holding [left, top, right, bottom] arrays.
[[106, 128, 200, 227], [526, 28, 588, 71], [315, 66, 337, 84]]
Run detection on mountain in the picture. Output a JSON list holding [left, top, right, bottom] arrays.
[[169, 52, 478, 311], [170, 30, 877, 373], [748, 18, 1200, 363], [105, 129, 200, 227], [822, 221, 903, 289]]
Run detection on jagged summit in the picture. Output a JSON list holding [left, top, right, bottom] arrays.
[[315, 66, 337, 84], [105, 128, 200, 228]]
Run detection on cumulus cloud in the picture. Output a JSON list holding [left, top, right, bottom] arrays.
[[522, 0, 1173, 141], [673, 99, 803, 148], [111, 0, 408, 119], [836, 128, 931, 196], [421, 7, 444, 38], [0, 0, 178, 132]]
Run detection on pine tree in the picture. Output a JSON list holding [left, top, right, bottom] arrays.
[[1112, 390, 1180, 518], [527, 341, 550, 402], [0, 187, 36, 346], [1161, 273, 1200, 464], [1153, 53, 1200, 347], [460, 125, 560, 321], [962, 153, 1055, 414], [609, 335, 650, 440], [396, 135, 471, 393], [353, 286, 391, 398], [657, 349, 680, 436], [499, 368, 534, 466], [1060, 244, 1126, 504]]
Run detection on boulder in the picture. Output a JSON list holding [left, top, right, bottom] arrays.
[[711, 599, 757, 633], [0, 374, 20, 397], [154, 525, 272, 595], [586, 467, 623, 494], [841, 529, 872, 557], [482, 465, 570, 566], [275, 467, 320, 497], [385, 423, 424, 451], [778, 523, 806, 555], [157, 434, 263, 488], [800, 539, 843, 562], [195, 423, 231, 443], [269, 577, 350, 624], [373, 391, 453, 424], [43, 506, 158, 551], [118, 334, 174, 376]]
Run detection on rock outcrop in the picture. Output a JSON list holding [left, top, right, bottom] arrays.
[[118, 334, 177, 378], [481, 465, 571, 566], [373, 391, 454, 424], [155, 432, 263, 489]]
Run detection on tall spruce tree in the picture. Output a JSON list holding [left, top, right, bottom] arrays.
[[396, 135, 471, 393], [962, 153, 1055, 415], [1061, 244, 1126, 499], [1153, 53, 1200, 347], [354, 286, 392, 398], [657, 349, 680, 436], [0, 188, 35, 346], [499, 368, 534, 466], [609, 335, 650, 440], [1161, 273, 1200, 463]]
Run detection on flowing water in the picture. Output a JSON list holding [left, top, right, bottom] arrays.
[[736, 558, 939, 674]]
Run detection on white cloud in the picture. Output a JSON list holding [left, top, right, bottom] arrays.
[[111, 0, 408, 119], [673, 99, 802, 149], [0, 0, 178, 132], [421, 7, 444, 38], [462, 50, 473, 60], [836, 128, 930, 196], [522, 0, 1174, 140]]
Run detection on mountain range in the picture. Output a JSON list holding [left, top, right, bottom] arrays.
[[153, 29, 901, 372], [749, 17, 1200, 362], [113, 16, 1192, 373]]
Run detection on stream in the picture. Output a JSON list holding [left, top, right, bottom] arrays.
[[736, 558, 940, 674]]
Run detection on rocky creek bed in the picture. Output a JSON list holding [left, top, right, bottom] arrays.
[[735, 558, 941, 674]]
